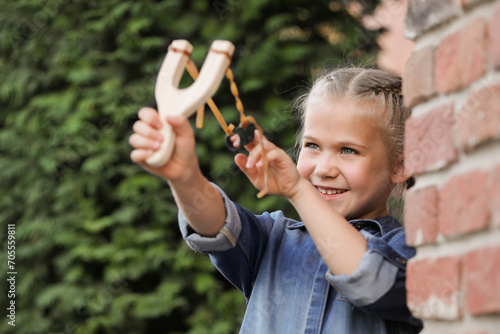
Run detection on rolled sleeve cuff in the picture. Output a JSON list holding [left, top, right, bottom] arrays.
[[178, 183, 242, 253], [326, 231, 399, 307]]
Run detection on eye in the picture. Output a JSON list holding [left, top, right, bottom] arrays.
[[341, 147, 358, 155], [304, 142, 320, 150]]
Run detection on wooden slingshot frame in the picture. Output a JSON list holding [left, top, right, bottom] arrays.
[[146, 39, 269, 198]]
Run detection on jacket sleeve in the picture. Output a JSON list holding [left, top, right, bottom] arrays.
[[326, 227, 417, 324], [178, 183, 275, 298]]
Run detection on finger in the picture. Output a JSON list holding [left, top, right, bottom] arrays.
[[133, 120, 163, 141], [138, 107, 163, 129], [257, 147, 280, 168], [230, 134, 241, 148], [130, 149, 153, 163], [245, 144, 263, 169], [245, 132, 274, 168], [244, 130, 274, 153], [166, 115, 194, 138], [129, 133, 161, 150], [235, 153, 258, 180], [242, 130, 261, 152], [263, 148, 280, 162], [234, 153, 248, 170]]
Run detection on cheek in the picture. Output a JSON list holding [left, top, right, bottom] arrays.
[[296, 151, 313, 179], [354, 163, 392, 191], [345, 163, 384, 190], [343, 165, 367, 187]]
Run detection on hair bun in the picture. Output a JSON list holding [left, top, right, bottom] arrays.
[[405, 176, 415, 189]]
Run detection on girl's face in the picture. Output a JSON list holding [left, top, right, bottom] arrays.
[[297, 95, 398, 221]]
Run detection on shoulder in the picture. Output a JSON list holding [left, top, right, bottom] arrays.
[[262, 210, 303, 230], [233, 204, 301, 231], [351, 216, 415, 261], [349, 215, 404, 237]]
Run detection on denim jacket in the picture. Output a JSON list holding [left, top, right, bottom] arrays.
[[178, 186, 422, 333]]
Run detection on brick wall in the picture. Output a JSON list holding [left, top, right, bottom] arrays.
[[403, 0, 500, 333]]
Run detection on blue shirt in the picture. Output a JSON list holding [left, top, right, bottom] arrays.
[[178, 186, 422, 333]]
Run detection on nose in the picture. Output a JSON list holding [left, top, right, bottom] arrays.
[[314, 153, 340, 179]]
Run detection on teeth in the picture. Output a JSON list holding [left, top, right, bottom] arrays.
[[318, 187, 346, 195]]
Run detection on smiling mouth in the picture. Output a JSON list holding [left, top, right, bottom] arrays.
[[316, 186, 348, 196]]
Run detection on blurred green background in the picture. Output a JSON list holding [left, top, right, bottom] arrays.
[[0, 0, 381, 333]]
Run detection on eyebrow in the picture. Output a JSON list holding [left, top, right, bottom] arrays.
[[302, 135, 368, 150]]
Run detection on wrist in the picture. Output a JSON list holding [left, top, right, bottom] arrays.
[[288, 177, 312, 204], [166, 163, 202, 188]]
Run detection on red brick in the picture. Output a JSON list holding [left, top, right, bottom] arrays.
[[407, 256, 462, 319], [489, 166, 500, 227], [435, 19, 488, 94], [464, 246, 500, 315], [404, 186, 438, 246], [459, 0, 492, 8], [405, 0, 460, 39], [455, 84, 500, 151], [438, 170, 490, 237], [403, 45, 436, 107], [404, 103, 457, 176], [490, 4, 500, 68]]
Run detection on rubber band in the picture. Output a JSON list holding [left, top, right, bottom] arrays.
[[183, 57, 270, 198]]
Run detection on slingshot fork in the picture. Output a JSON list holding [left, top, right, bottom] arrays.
[[146, 39, 235, 167]]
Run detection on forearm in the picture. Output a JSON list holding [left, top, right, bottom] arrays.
[[168, 171, 226, 237], [289, 179, 367, 276]]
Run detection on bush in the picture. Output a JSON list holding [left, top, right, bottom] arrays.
[[0, 1, 379, 333]]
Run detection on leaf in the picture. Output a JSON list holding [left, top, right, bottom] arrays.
[[264, 13, 293, 32], [194, 273, 215, 294], [35, 283, 76, 308], [83, 216, 116, 233]]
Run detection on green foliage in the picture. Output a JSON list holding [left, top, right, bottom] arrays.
[[0, 0, 379, 333]]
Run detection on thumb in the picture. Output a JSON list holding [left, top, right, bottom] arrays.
[[164, 115, 197, 162], [166, 115, 194, 139]]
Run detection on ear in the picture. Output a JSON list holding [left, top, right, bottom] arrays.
[[391, 156, 410, 185]]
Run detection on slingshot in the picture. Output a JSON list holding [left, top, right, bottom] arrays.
[[147, 39, 269, 198]]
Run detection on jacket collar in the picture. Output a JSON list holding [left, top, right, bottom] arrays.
[[348, 216, 402, 235], [286, 215, 402, 236]]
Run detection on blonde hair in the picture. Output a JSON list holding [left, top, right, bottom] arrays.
[[294, 67, 413, 195]]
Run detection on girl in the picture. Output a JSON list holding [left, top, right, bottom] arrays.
[[129, 67, 422, 333]]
